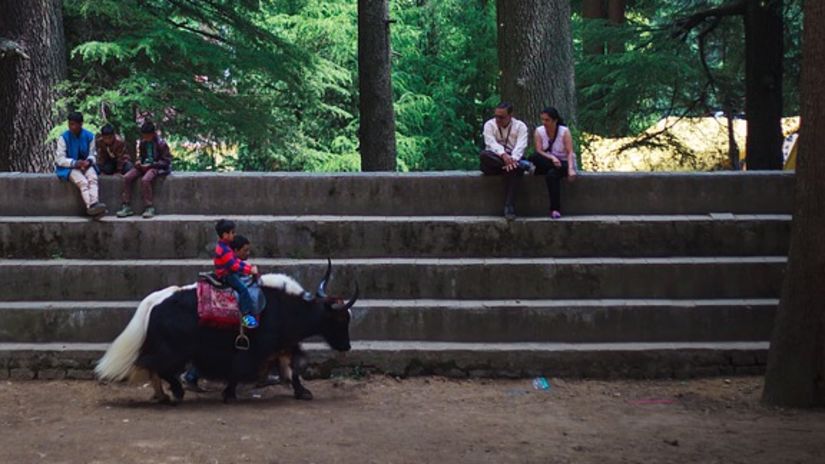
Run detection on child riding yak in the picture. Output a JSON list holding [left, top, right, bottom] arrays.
[[214, 219, 260, 329]]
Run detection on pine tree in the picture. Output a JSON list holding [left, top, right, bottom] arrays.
[[0, 0, 67, 172]]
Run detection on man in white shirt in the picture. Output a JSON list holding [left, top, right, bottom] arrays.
[[480, 102, 534, 220]]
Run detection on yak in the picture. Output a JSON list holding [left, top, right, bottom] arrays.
[[95, 261, 357, 403]]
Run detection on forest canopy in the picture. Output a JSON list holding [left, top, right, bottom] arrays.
[[57, 0, 802, 172]]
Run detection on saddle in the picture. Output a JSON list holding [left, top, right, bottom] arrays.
[[196, 273, 267, 336], [198, 272, 226, 288], [196, 273, 241, 328]]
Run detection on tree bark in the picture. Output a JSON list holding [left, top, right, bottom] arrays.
[[357, 0, 397, 171], [497, 0, 576, 130], [606, 0, 627, 53], [744, 0, 783, 170], [725, 109, 740, 170], [0, 0, 67, 172], [762, 1, 825, 408]]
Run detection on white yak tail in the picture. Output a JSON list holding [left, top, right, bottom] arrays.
[[95, 286, 181, 382]]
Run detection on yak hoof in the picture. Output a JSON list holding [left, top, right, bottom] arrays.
[[294, 388, 313, 401]]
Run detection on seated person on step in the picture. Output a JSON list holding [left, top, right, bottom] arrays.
[[214, 219, 260, 329], [526, 107, 577, 219], [95, 124, 132, 176], [54, 112, 107, 218], [117, 121, 172, 219], [479, 102, 535, 221]]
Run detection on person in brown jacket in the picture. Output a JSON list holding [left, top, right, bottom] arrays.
[[96, 124, 133, 176], [116, 121, 172, 219]]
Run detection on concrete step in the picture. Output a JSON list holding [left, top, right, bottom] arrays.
[[0, 172, 793, 216], [0, 341, 769, 380], [0, 257, 785, 301], [0, 214, 791, 259], [0, 299, 776, 344]]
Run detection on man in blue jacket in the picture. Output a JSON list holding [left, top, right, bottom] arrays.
[[55, 112, 107, 217]]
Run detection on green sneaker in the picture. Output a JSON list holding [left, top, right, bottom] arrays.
[[142, 206, 156, 219], [116, 204, 134, 218]]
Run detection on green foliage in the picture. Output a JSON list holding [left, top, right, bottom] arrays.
[[391, 0, 499, 170], [61, 0, 802, 172], [61, 0, 499, 172], [574, 0, 803, 150], [61, 0, 312, 170]]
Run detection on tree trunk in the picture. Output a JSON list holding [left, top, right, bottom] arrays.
[[606, 0, 627, 53], [725, 110, 740, 170], [497, 0, 576, 130], [357, 0, 397, 171], [582, 0, 606, 55], [0, 0, 67, 172], [744, 0, 783, 170], [762, 0, 825, 408]]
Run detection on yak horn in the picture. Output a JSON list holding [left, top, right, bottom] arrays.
[[332, 282, 359, 311], [316, 258, 332, 298]]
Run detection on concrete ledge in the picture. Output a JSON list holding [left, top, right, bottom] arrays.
[[0, 341, 769, 380], [0, 257, 786, 301], [0, 214, 791, 259], [0, 299, 777, 344], [0, 171, 794, 216]]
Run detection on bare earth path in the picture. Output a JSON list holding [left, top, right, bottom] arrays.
[[1, 376, 823, 464]]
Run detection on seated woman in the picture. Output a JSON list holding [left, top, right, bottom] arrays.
[[528, 107, 577, 218]]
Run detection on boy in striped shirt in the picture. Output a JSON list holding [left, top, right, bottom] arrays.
[[214, 219, 260, 328]]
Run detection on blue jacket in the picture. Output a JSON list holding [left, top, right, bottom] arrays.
[[55, 129, 98, 181]]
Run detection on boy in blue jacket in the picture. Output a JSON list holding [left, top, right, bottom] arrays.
[[54, 112, 107, 217]]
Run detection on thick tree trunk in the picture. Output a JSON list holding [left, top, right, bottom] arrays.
[[0, 0, 67, 172], [357, 0, 397, 171], [744, 0, 783, 170], [762, 1, 825, 408], [497, 0, 576, 130]]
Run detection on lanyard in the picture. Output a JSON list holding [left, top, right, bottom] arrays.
[[498, 123, 513, 152]]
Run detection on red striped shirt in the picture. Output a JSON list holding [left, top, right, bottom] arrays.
[[214, 239, 253, 278]]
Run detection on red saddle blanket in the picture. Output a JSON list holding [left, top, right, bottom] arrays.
[[196, 280, 240, 328]]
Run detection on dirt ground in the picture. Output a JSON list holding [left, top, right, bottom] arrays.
[[1, 376, 823, 464]]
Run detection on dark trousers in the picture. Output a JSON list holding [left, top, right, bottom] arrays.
[[479, 150, 525, 208], [528, 153, 568, 212], [223, 273, 255, 316], [100, 160, 133, 175], [122, 166, 158, 205]]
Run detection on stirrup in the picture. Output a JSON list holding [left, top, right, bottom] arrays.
[[235, 333, 250, 350], [235, 323, 250, 350]]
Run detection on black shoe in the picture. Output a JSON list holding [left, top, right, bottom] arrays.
[[87, 202, 107, 216], [504, 205, 516, 221]]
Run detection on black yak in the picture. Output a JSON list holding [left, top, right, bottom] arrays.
[[95, 263, 357, 403]]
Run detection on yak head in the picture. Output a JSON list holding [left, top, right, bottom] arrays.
[[312, 259, 358, 352]]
